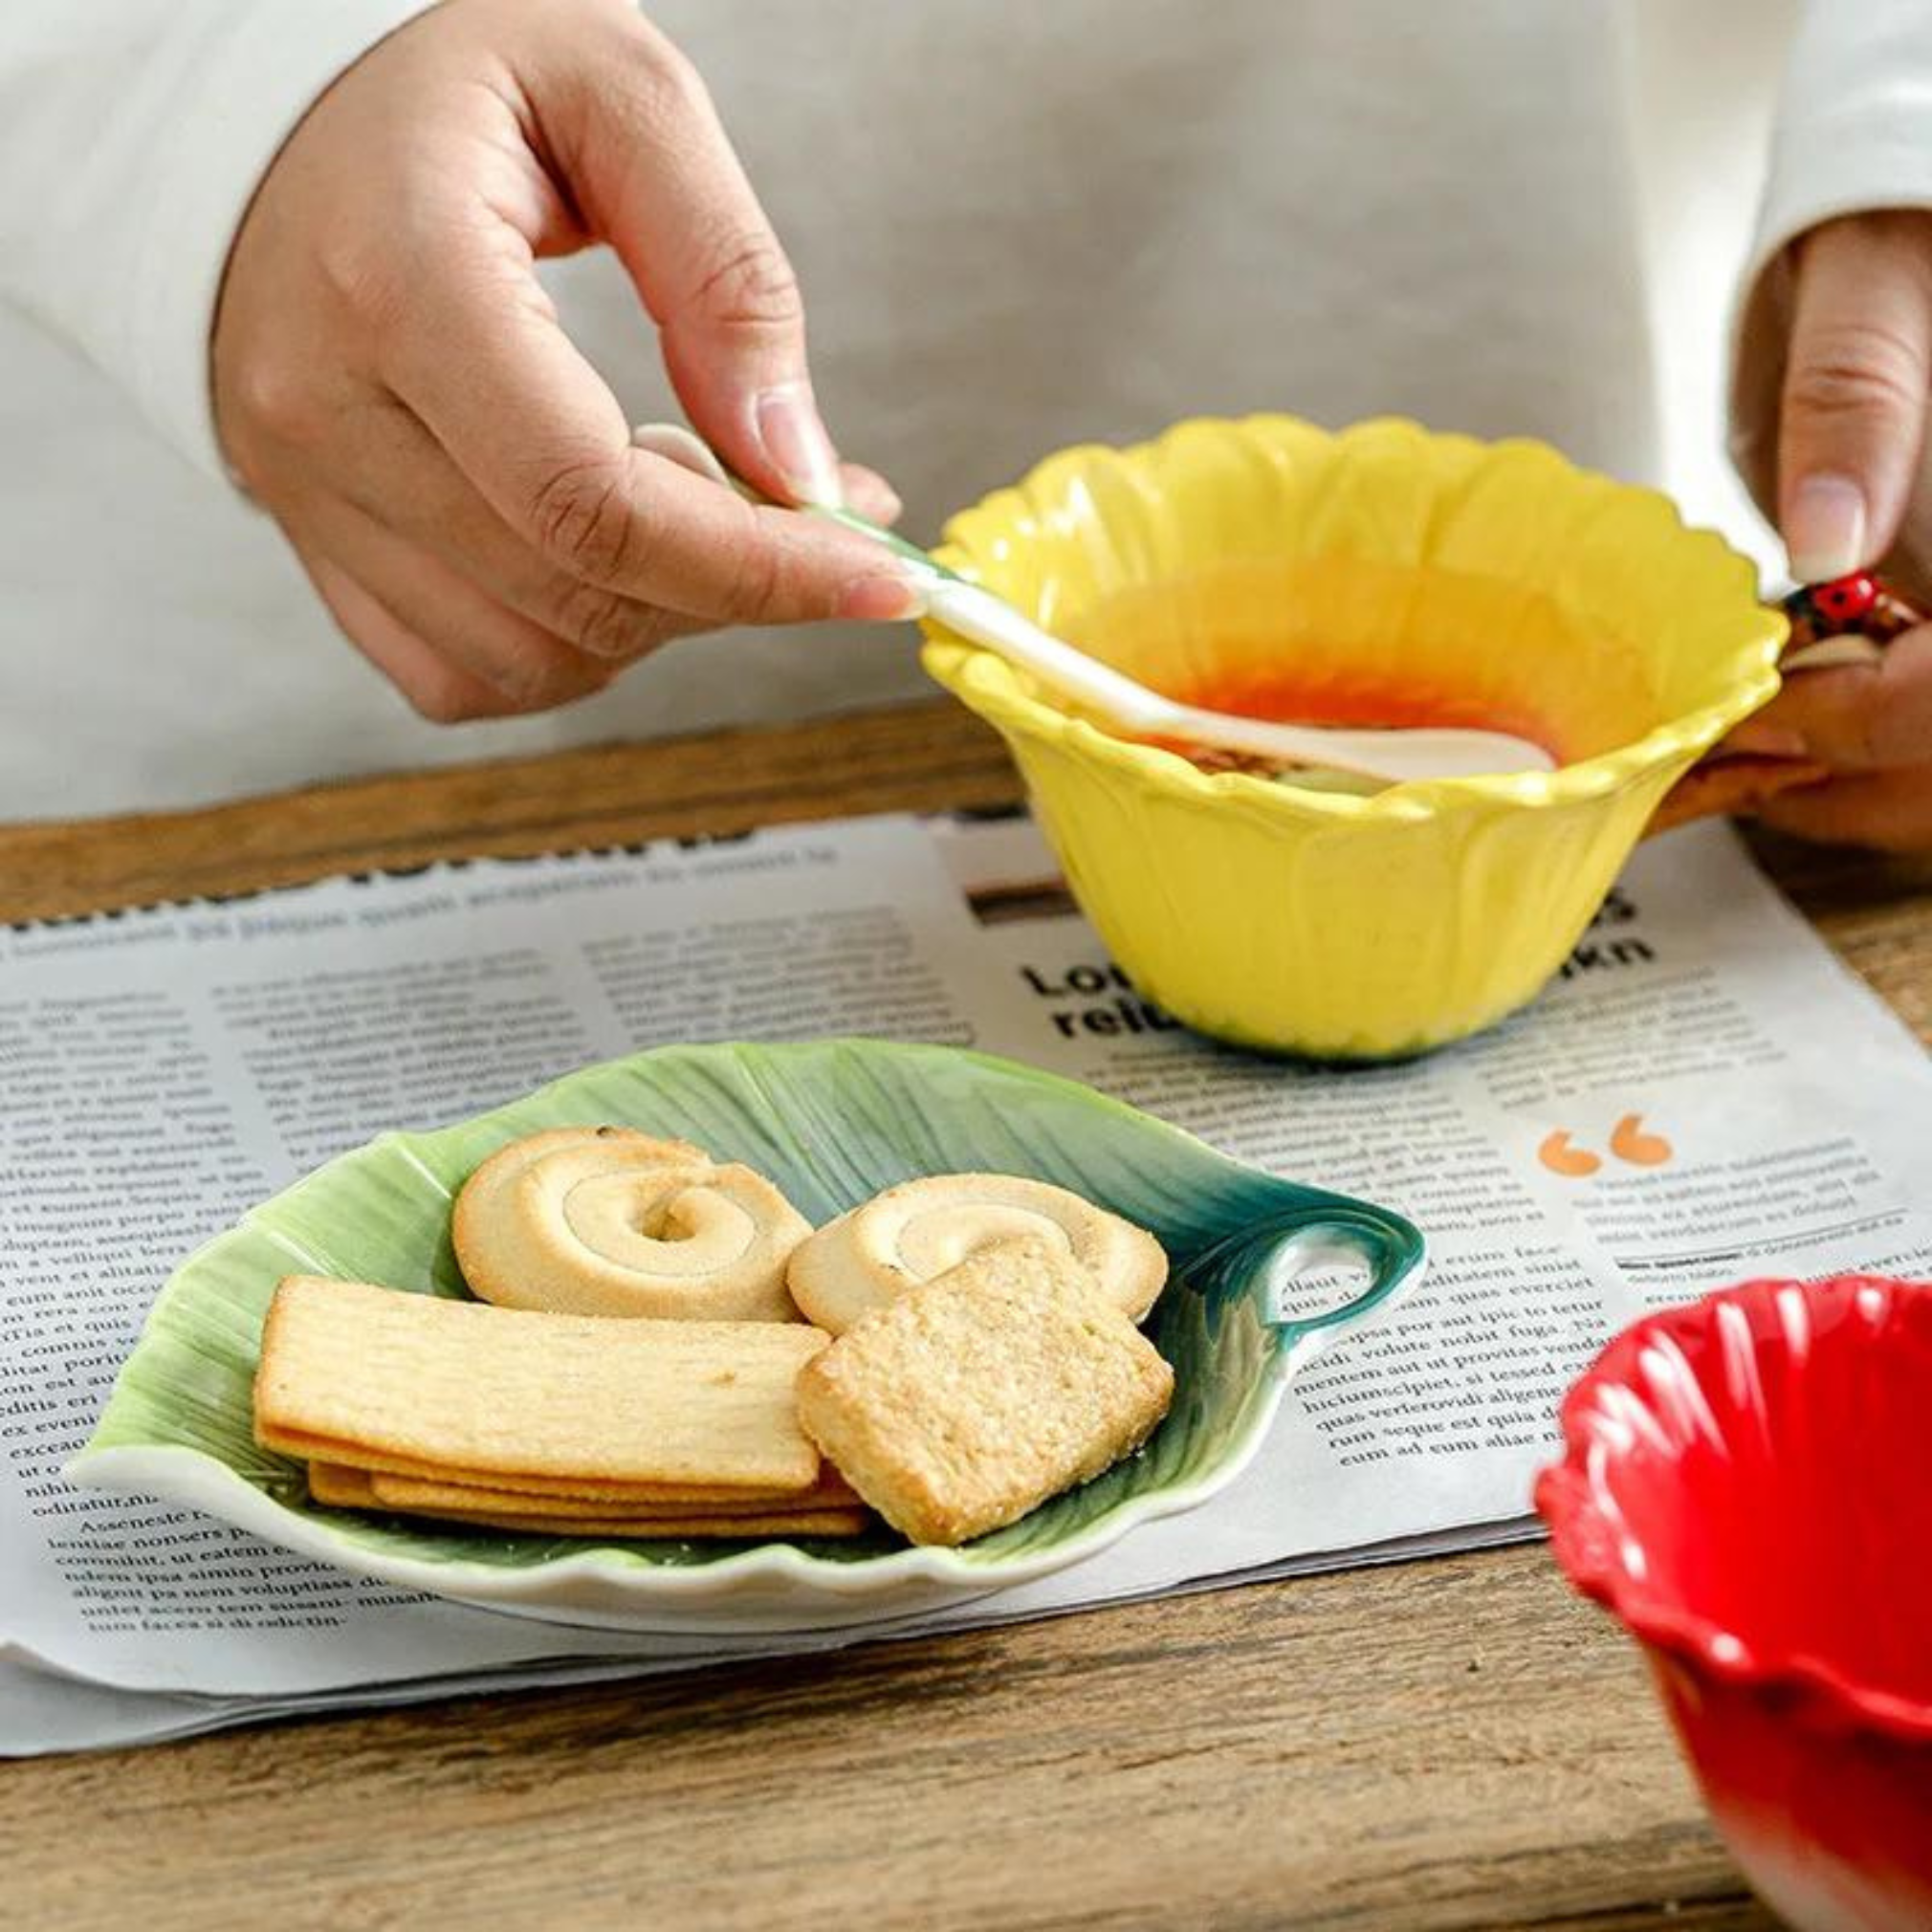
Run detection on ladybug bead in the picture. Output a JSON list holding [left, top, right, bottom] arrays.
[[1810, 572, 1878, 626], [1781, 571, 1919, 648]]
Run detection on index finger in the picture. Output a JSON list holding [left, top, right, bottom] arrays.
[[382, 245, 915, 626]]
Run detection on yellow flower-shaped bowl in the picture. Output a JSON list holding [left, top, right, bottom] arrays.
[[921, 415, 1787, 1060]]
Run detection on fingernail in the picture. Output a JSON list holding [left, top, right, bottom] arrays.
[[1786, 473, 1867, 582], [1724, 719, 1811, 759], [838, 567, 929, 623], [755, 383, 845, 508]]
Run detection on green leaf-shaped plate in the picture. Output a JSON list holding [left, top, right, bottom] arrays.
[[70, 1041, 1426, 1633]]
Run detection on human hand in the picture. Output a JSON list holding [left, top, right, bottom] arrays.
[[1727, 211, 1932, 849], [212, 0, 913, 723]]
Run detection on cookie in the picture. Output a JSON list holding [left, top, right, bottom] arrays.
[[794, 1237, 1175, 1547], [360, 1465, 861, 1518], [786, 1173, 1167, 1335], [254, 1276, 827, 1491], [307, 1462, 867, 1539], [453, 1126, 813, 1322], [255, 1431, 819, 1504]]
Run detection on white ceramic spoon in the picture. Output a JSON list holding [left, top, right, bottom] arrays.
[[631, 424, 1557, 784]]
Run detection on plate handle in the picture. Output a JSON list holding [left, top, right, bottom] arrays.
[[1187, 1200, 1426, 1375]]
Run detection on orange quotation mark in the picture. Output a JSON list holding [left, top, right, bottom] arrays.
[[1538, 1114, 1674, 1178], [1537, 1131, 1600, 1178]]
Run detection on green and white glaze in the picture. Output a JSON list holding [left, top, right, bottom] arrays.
[[70, 1040, 1426, 1634]]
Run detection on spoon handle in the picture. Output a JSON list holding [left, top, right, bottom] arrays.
[[810, 503, 967, 584], [629, 426, 1554, 781], [807, 507, 1197, 735], [633, 428, 1181, 732]]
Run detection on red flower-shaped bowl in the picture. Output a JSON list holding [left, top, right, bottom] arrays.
[[1536, 1276, 1932, 1932]]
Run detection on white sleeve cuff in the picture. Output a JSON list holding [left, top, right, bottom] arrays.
[[140, 0, 444, 476], [3, 0, 438, 480]]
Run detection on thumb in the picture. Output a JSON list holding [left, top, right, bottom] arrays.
[[1778, 213, 1932, 581], [551, 21, 844, 506]]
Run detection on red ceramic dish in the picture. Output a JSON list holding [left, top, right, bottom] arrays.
[[1536, 1276, 1932, 1932]]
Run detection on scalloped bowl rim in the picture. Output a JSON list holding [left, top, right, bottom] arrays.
[[923, 414, 1788, 822], [1535, 1275, 1932, 1745]]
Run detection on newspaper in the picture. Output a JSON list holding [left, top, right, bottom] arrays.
[[4, 809, 1929, 1754]]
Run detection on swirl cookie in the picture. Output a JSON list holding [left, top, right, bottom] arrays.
[[453, 1126, 813, 1323], [786, 1172, 1166, 1335]]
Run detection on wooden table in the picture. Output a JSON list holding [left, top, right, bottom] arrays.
[[7, 701, 1930, 1932]]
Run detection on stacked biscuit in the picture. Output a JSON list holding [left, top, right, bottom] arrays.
[[258, 1280, 868, 1537], [254, 1126, 1173, 1547]]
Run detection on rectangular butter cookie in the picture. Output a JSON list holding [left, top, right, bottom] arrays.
[[253, 1429, 823, 1504], [362, 1466, 861, 1518], [308, 1462, 868, 1539], [255, 1277, 826, 1492]]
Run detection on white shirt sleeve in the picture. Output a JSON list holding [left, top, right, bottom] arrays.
[[1731, 0, 1932, 499], [0, 1, 437, 480]]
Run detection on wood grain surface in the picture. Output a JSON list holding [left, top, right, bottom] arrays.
[[7, 699, 1926, 1932]]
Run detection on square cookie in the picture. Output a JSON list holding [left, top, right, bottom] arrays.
[[795, 1236, 1172, 1546]]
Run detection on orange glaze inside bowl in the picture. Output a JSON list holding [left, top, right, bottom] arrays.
[[1062, 557, 1662, 771]]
